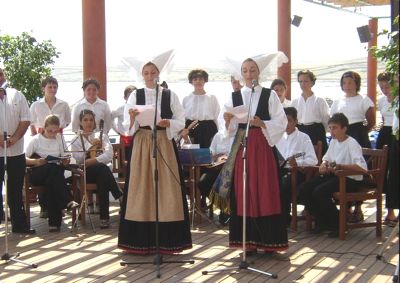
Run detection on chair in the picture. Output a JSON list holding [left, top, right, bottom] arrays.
[[73, 143, 126, 225], [112, 143, 126, 190], [332, 146, 388, 240], [23, 166, 77, 229], [290, 141, 322, 231]]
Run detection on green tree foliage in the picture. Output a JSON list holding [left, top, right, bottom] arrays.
[[0, 32, 59, 105]]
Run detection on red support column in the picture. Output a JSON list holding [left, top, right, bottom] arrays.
[[82, 0, 107, 100], [367, 18, 378, 119], [277, 0, 292, 99]]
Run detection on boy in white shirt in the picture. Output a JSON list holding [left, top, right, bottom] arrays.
[[276, 107, 318, 226], [298, 113, 368, 237]]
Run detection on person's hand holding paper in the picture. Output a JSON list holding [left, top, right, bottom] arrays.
[[225, 105, 248, 124], [133, 104, 162, 127]]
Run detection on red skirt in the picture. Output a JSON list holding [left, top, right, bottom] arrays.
[[234, 128, 281, 217]]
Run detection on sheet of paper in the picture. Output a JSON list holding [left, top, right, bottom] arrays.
[[225, 105, 248, 124], [134, 104, 162, 127]]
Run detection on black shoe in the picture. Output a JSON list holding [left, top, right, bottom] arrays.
[[12, 228, 36, 234]]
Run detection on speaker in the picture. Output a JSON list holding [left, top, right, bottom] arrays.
[[357, 25, 371, 43], [291, 15, 302, 27]]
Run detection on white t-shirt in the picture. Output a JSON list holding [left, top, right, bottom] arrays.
[[377, 95, 394, 127], [209, 131, 234, 156], [276, 128, 318, 167], [330, 94, 374, 125], [322, 136, 367, 181], [25, 133, 67, 158]]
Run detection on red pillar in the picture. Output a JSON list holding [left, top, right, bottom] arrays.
[[277, 0, 292, 99], [367, 18, 378, 117], [82, 0, 107, 100]]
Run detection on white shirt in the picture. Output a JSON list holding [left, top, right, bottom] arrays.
[[111, 104, 130, 136], [25, 133, 67, 158], [222, 85, 287, 146], [323, 136, 367, 181], [30, 97, 71, 129], [276, 128, 318, 167], [182, 92, 220, 128], [124, 87, 185, 140], [330, 94, 374, 125], [0, 88, 31, 157], [70, 132, 113, 165], [210, 131, 234, 156], [377, 95, 394, 127], [392, 97, 399, 135], [282, 98, 291, 108], [291, 94, 330, 129], [71, 97, 112, 133]]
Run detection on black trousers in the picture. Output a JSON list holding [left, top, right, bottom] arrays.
[[0, 154, 29, 230], [30, 164, 70, 227], [298, 175, 364, 230], [85, 163, 122, 220]]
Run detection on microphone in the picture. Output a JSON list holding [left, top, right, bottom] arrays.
[[251, 79, 257, 93]]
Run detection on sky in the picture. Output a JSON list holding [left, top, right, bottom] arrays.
[[0, 0, 392, 69]]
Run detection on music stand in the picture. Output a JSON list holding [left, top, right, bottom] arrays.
[[62, 133, 96, 233], [179, 148, 218, 228], [120, 81, 194, 278], [202, 82, 277, 279]]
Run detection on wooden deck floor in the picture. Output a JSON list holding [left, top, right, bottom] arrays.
[[0, 200, 398, 283]]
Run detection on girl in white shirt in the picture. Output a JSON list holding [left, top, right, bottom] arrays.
[[291, 70, 330, 155], [181, 69, 220, 148], [330, 71, 375, 149], [70, 109, 122, 229], [270, 78, 291, 107], [25, 115, 78, 232]]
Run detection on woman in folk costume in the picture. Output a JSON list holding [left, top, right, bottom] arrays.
[[118, 50, 192, 255], [211, 53, 289, 252]]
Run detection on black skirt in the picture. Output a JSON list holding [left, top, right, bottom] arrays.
[[186, 119, 218, 148], [347, 122, 371, 148], [297, 122, 328, 155], [376, 126, 392, 149]]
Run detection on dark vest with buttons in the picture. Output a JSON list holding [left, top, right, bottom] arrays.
[[232, 87, 271, 125], [136, 88, 173, 119]]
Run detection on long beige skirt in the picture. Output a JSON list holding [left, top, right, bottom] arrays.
[[124, 129, 184, 222]]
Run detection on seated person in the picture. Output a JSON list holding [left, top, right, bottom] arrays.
[[25, 115, 78, 232], [71, 109, 123, 229], [197, 131, 234, 224], [297, 113, 368, 237], [276, 107, 318, 226]]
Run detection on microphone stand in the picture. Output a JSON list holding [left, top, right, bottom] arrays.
[[202, 82, 277, 279], [0, 88, 37, 268], [120, 80, 194, 278]]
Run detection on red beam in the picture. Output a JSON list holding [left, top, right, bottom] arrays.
[[82, 0, 107, 100], [277, 0, 292, 99], [367, 18, 378, 107]]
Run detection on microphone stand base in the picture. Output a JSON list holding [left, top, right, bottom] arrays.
[[1, 252, 38, 268]]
